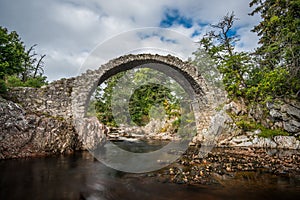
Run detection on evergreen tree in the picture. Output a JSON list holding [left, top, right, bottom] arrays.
[[250, 0, 300, 96], [93, 68, 181, 127], [0, 26, 47, 93], [0, 27, 26, 80], [199, 12, 253, 99]]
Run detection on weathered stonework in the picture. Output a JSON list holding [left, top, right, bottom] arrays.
[[2, 54, 300, 159], [214, 100, 300, 149], [8, 78, 75, 119], [0, 97, 82, 159], [70, 54, 218, 148], [2, 54, 218, 157], [3, 54, 299, 157]]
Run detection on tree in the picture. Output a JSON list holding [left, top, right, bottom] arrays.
[[249, 0, 300, 96], [199, 12, 253, 98], [93, 68, 181, 127], [21, 44, 46, 82], [0, 26, 47, 93], [93, 71, 126, 126], [129, 83, 179, 126], [0, 27, 26, 79]]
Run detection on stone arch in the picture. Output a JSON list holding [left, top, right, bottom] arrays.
[[71, 54, 214, 148]]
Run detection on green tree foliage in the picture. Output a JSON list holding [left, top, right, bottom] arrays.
[[129, 83, 179, 126], [199, 12, 253, 99], [93, 72, 125, 126], [196, 6, 299, 103], [92, 68, 181, 127], [249, 0, 300, 96], [6, 75, 47, 88], [0, 79, 7, 94], [0, 27, 26, 79], [0, 26, 47, 93]]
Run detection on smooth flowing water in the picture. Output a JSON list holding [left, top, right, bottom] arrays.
[[1, 140, 300, 200]]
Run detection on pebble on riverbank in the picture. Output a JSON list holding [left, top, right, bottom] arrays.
[[152, 147, 300, 185]]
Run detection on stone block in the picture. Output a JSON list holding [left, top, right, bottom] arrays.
[[283, 120, 300, 133], [274, 136, 300, 149], [286, 104, 300, 120], [269, 109, 282, 119]]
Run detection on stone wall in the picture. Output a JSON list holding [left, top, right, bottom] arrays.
[[1, 54, 216, 158], [8, 78, 75, 119], [212, 99, 300, 149]]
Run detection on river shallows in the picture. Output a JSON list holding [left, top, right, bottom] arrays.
[[1, 141, 300, 200]]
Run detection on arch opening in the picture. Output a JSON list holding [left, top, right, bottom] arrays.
[[71, 54, 214, 173]]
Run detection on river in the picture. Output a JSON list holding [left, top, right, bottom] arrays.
[[1, 140, 300, 200]]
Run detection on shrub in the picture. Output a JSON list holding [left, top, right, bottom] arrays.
[[0, 79, 7, 94], [6, 75, 24, 87]]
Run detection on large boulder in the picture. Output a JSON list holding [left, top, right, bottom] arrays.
[[0, 97, 82, 159]]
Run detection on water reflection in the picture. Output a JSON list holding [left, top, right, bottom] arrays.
[[0, 147, 300, 200]]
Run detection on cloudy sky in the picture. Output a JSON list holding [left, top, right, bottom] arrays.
[[0, 0, 260, 81]]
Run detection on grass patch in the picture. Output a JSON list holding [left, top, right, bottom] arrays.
[[258, 127, 289, 138], [235, 116, 289, 138], [235, 119, 258, 131]]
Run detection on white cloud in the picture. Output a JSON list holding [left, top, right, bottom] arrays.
[[0, 0, 260, 81], [236, 27, 260, 52], [51, 3, 101, 32]]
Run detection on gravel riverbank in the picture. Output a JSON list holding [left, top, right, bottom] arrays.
[[144, 147, 300, 185]]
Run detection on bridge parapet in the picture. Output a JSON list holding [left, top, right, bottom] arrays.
[[8, 78, 76, 120]]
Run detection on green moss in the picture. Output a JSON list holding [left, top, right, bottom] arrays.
[[51, 116, 65, 121], [234, 115, 289, 138], [235, 119, 258, 131], [258, 128, 289, 138], [215, 103, 225, 111]]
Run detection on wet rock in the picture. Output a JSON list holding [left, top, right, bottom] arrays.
[[156, 147, 300, 185], [274, 136, 300, 149], [252, 137, 277, 148], [270, 109, 282, 119], [283, 120, 300, 133], [224, 101, 246, 116], [0, 97, 82, 159]]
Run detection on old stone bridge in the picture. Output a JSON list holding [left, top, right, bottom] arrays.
[[8, 54, 223, 153]]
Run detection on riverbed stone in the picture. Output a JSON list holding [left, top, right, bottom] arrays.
[[270, 109, 282, 119], [274, 136, 300, 149], [232, 135, 250, 143], [283, 120, 300, 133], [236, 141, 253, 147], [252, 137, 277, 148]]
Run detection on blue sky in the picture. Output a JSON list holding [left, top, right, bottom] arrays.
[[0, 0, 260, 81], [160, 8, 194, 29]]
